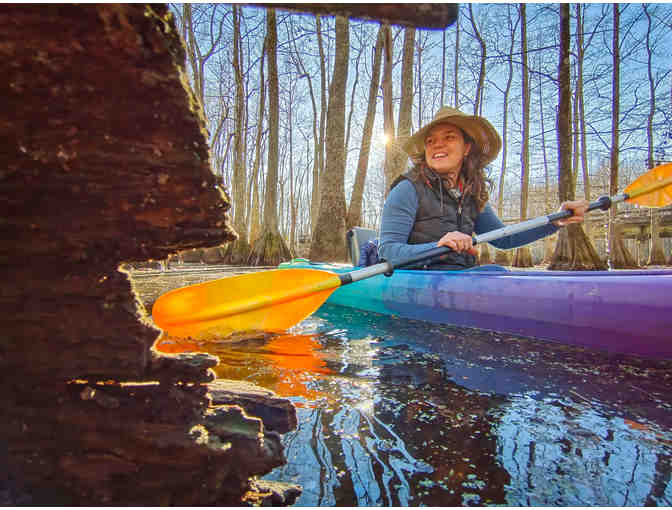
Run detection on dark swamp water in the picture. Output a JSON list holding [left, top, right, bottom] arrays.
[[133, 266, 672, 506]]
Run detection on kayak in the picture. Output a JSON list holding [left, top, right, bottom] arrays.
[[279, 260, 672, 359]]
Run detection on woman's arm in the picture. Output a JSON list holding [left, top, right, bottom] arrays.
[[475, 203, 558, 250], [378, 180, 437, 261]]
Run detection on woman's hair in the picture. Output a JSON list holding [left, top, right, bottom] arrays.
[[413, 129, 493, 211], [460, 131, 493, 212]]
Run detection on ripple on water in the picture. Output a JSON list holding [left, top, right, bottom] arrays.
[[138, 269, 672, 506]]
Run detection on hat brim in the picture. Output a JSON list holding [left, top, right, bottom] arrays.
[[403, 115, 502, 166]]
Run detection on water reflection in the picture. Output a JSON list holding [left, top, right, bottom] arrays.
[[153, 297, 672, 506], [495, 395, 672, 506]]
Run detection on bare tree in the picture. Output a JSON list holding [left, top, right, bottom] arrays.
[[309, 16, 349, 261], [312, 15, 328, 234], [608, 3, 638, 269], [225, 5, 251, 263], [346, 25, 384, 230], [382, 25, 396, 193], [249, 8, 292, 265], [644, 5, 667, 266], [248, 37, 267, 245], [494, 5, 519, 267], [512, 3, 534, 268], [384, 26, 415, 191], [181, 5, 226, 117], [468, 4, 486, 116], [549, 4, 606, 271], [454, 12, 460, 107]]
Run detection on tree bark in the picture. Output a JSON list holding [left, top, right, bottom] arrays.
[[643, 6, 667, 267], [385, 26, 415, 190], [496, 5, 518, 220], [647, 209, 667, 265], [226, 5, 251, 263], [309, 16, 349, 262], [512, 4, 533, 268], [468, 4, 486, 116], [607, 3, 638, 269], [249, 8, 291, 265], [548, 3, 606, 271], [311, 15, 328, 234], [346, 25, 384, 230], [454, 13, 460, 107], [576, 4, 591, 203], [382, 25, 396, 193], [248, 37, 267, 245]]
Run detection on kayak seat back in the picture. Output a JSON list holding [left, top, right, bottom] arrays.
[[346, 227, 378, 265]]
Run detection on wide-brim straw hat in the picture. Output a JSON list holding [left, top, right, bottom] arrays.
[[402, 106, 502, 166]]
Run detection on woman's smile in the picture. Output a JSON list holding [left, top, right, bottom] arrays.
[[424, 123, 471, 178]]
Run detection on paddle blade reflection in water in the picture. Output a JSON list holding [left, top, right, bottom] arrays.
[[155, 303, 672, 506]]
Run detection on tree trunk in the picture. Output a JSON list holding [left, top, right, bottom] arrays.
[[576, 4, 591, 203], [647, 210, 667, 265], [512, 4, 533, 268], [454, 13, 460, 107], [309, 16, 349, 262], [497, 5, 518, 220], [469, 4, 486, 116], [248, 37, 267, 245], [386, 26, 415, 190], [538, 32, 554, 266], [346, 25, 384, 230], [249, 8, 291, 266], [382, 25, 396, 193], [478, 243, 493, 265], [440, 28, 446, 106], [345, 46, 361, 157], [494, 249, 512, 266], [548, 3, 606, 271], [607, 4, 637, 269], [644, 5, 656, 171], [309, 15, 328, 236], [226, 5, 251, 264]]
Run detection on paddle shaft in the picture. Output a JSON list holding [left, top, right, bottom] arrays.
[[340, 192, 638, 285]]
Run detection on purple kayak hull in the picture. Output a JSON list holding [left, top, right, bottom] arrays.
[[282, 262, 672, 359]]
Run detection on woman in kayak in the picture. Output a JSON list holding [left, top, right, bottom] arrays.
[[379, 106, 589, 269]]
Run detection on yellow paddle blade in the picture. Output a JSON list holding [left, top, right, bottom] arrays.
[[151, 268, 341, 340], [624, 162, 672, 207]]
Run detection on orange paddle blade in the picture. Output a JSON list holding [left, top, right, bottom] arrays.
[[624, 162, 672, 207], [151, 268, 341, 339]]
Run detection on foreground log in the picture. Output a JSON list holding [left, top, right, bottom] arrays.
[[0, 4, 298, 505]]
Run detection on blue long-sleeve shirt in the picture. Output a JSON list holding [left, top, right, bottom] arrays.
[[379, 179, 558, 262]]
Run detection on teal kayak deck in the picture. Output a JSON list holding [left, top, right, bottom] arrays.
[[279, 260, 672, 359]]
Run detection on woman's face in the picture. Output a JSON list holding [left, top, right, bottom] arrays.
[[424, 123, 471, 181]]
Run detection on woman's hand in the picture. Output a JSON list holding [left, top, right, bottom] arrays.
[[553, 199, 590, 226], [437, 231, 478, 255]]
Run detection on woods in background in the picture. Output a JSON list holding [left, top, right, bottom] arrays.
[[173, 4, 672, 267]]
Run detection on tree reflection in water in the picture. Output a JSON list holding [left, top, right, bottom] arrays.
[[155, 303, 672, 506], [495, 395, 672, 506]]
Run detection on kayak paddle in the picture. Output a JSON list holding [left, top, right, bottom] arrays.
[[152, 162, 672, 339]]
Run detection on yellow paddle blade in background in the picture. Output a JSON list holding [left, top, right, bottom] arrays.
[[151, 268, 341, 340], [625, 162, 672, 207]]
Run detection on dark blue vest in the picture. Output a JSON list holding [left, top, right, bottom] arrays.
[[391, 167, 479, 269]]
